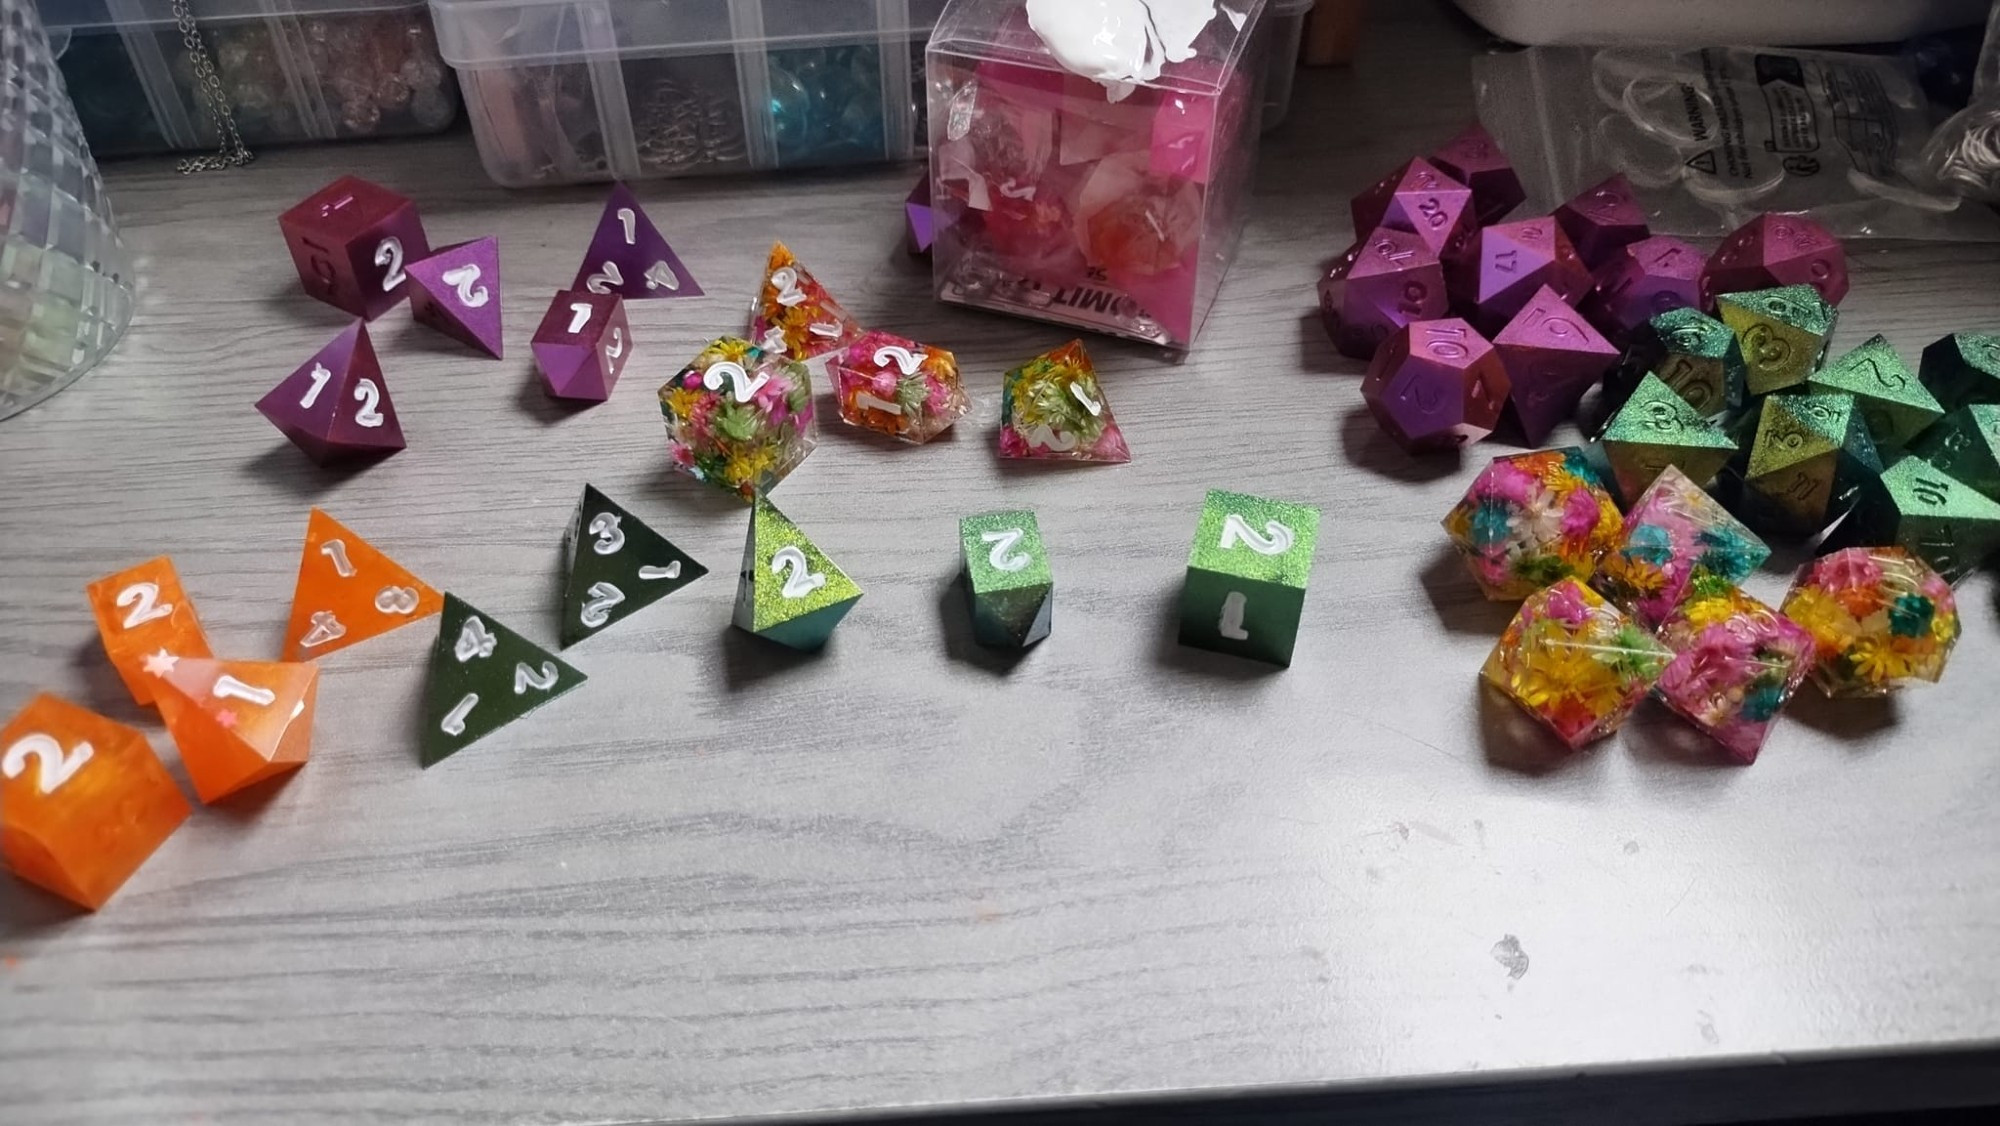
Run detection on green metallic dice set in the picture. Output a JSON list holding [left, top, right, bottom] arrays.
[[1177, 491, 1323, 667]]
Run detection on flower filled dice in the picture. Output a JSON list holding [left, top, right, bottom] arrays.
[[661, 338, 817, 502], [1653, 587, 1814, 764], [832, 331, 968, 444], [1483, 580, 1672, 749], [1781, 547, 1961, 697], [750, 242, 861, 365], [998, 341, 1130, 463], [1591, 465, 1768, 631], [1443, 448, 1623, 601]]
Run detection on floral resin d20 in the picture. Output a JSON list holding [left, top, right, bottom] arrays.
[[1448, 218, 1594, 336], [1443, 448, 1623, 602], [998, 341, 1130, 463], [1429, 122, 1525, 226], [1700, 212, 1849, 308], [1806, 335, 1943, 453], [961, 510, 1054, 649], [1654, 587, 1815, 764], [1592, 465, 1769, 631], [750, 242, 862, 365], [1782, 547, 1960, 698], [1362, 318, 1511, 453], [1554, 174, 1650, 270], [1318, 229, 1448, 361], [1350, 157, 1474, 258], [1716, 285, 1837, 397], [1178, 490, 1322, 667], [661, 338, 817, 502], [1483, 580, 1672, 749], [1491, 285, 1619, 446], [832, 332, 968, 444]]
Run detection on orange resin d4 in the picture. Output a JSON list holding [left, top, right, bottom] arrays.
[[283, 508, 443, 661], [152, 657, 319, 803], [2, 694, 191, 910], [87, 557, 214, 706]]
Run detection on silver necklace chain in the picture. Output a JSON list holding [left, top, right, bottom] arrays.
[[171, 0, 252, 174]]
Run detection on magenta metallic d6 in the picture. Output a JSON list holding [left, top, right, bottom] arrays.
[[1350, 157, 1474, 258], [1429, 122, 1525, 227], [1318, 229, 1448, 360], [928, 0, 1268, 349], [1492, 285, 1619, 447], [1449, 218, 1594, 337], [1553, 174, 1650, 270], [1362, 318, 1511, 453], [1582, 235, 1705, 345], [279, 175, 430, 321], [1700, 212, 1850, 308]]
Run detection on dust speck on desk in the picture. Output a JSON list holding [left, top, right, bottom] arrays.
[[1491, 934, 1530, 980]]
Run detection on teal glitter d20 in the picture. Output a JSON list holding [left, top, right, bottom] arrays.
[[733, 498, 862, 651], [1919, 332, 2000, 412], [1739, 392, 1883, 538], [561, 485, 708, 648], [422, 594, 586, 768], [1831, 457, 2000, 583], [1716, 285, 1837, 397], [1178, 491, 1322, 667], [960, 511, 1054, 649], [1910, 405, 2000, 501], [1600, 372, 1739, 503], [1806, 335, 1942, 453]]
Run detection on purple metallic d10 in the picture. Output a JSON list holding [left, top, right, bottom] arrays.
[[1492, 286, 1619, 446], [1583, 235, 1705, 344], [408, 237, 503, 359], [1699, 212, 1849, 308], [1362, 317, 1511, 453], [1318, 228, 1448, 360], [569, 184, 702, 300], [1350, 157, 1474, 258], [255, 321, 405, 465], [1429, 122, 1526, 227], [1449, 218, 1594, 337], [1553, 174, 1650, 270]]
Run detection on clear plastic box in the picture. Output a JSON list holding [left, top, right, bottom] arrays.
[[927, 0, 1270, 350], [39, 0, 459, 158], [1262, 0, 1313, 130], [429, 0, 951, 186]]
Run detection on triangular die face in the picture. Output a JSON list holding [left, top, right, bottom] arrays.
[[532, 341, 596, 398], [750, 242, 862, 363], [256, 320, 364, 442], [422, 594, 586, 767], [323, 327, 405, 452], [155, 657, 317, 800], [284, 508, 444, 661], [738, 498, 862, 640], [561, 485, 709, 648], [572, 184, 703, 300], [408, 238, 505, 359], [998, 342, 1132, 463]]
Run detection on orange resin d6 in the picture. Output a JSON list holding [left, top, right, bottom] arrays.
[[2, 695, 191, 910], [87, 557, 214, 707], [152, 657, 319, 803]]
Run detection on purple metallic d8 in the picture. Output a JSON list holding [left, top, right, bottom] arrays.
[[1449, 219, 1594, 337], [1492, 286, 1619, 446], [1350, 158, 1474, 258], [1429, 122, 1525, 226], [1362, 318, 1511, 453], [1318, 229, 1448, 360], [1553, 174, 1650, 269], [1583, 235, 1704, 344], [1699, 213, 1849, 308]]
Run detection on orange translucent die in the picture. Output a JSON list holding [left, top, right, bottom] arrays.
[[86, 557, 214, 706], [283, 508, 443, 661], [153, 657, 319, 803], [2, 694, 191, 910]]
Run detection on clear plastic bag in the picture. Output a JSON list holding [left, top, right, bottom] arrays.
[[1921, 1, 2000, 202], [1473, 45, 2000, 240]]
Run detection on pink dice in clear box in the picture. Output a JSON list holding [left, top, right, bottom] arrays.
[[928, 0, 1265, 350], [279, 175, 430, 321]]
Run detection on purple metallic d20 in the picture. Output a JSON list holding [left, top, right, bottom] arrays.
[[570, 184, 702, 300], [1582, 235, 1705, 344], [1493, 286, 1620, 446], [532, 290, 631, 403], [1318, 228, 1448, 360], [1429, 122, 1526, 227], [278, 175, 430, 322], [1361, 317, 1512, 453], [408, 237, 503, 359], [905, 175, 934, 257], [255, 320, 406, 465], [1449, 218, 1594, 337], [1350, 157, 1474, 259], [1699, 212, 1849, 309], [1554, 174, 1650, 270]]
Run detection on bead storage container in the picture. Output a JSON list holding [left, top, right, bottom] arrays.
[[926, 0, 1270, 350], [429, 0, 949, 186], [38, 0, 459, 157]]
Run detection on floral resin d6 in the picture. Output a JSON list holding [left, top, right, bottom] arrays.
[[1443, 448, 1623, 602], [1483, 580, 1671, 749], [1592, 465, 1769, 631], [1781, 547, 1960, 698], [1654, 587, 1814, 764], [661, 339, 817, 502]]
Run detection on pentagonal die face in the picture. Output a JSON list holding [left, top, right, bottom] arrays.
[[1319, 229, 1448, 360], [1363, 319, 1509, 452], [1700, 213, 1849, 308]]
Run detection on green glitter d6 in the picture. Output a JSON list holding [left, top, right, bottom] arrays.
[[1909, 404, 2000, 501], [1716, 285, 1837, 397], [733, 498, 862, 651], [1178, 490, 1321, 667], [1806, 335, 1942, 453], [1831, 457, 2000, 583], [1599, 372, 1738, 503], [960, 510, 1054, 649]]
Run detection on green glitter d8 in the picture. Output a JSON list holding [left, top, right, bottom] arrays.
[[1806, 335, 1942, 453], [1599, 372, 1738, 503], [1739, 392, 1882, 538], [959, 510, 1054, 649], [1178, 490, 1322, 667], [1918, 332, 2000, 413], [733, 498, 862, 651]]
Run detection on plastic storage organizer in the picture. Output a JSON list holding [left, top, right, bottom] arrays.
[[431, 0, 951, 186], [39, 0, 459, 157]]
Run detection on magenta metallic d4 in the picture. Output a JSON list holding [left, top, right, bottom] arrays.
[[927, 0, 1270, 350]]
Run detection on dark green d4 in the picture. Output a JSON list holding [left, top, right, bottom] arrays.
[[561, 484, 707, 648], [1178, 490, 1321, 667], [960, 510, 1053, 648], [422, 594, 586, 767]]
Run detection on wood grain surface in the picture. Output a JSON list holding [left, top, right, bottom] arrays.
[[4, 5, 1999, 1124]]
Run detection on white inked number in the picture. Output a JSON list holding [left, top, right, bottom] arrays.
[[1070, 384, 1103, 416], [213, 675, 277, 708], [771, 266, 807, 307], [617, 206, 637, 244], [808, 322, 843, 339], [644, 261, 679, 292], [585, 261, 624, 295], [3, 734, 94, 794], [854, 392, 904, 417], [873, 345, 924, 376], [758, 326, 790, 354], [352, 380, 385, 429], [440, 693, 477, 737], [1219, 592, 1251, 641], [116, 582, 173, 630], [1024, 424, 1076, 452], [454, 616, 497, 662], [299, 610, 347, 649], [441, 264, 489, 308], [514, 662, 559, 695], [374, 237, 406, 291], [300, 363, 334, 409], [374, 586, 419, 615], [320, 538, 357, 578], [588, 512, 625, 555], [606, 327, 625, 361], [639, 562, 682, 581], [567, 302, 594, 334], [771, 546, 826, 599], [579, 582, 625, 629], [703, 360, 771, 403], [982, 528, 1032, 573], [1219, 514, 1295, 556]]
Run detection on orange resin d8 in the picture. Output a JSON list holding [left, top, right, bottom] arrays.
[[2, 694, 191, 910], [152, 657, 319, 803], [87, 557, 214, 706]]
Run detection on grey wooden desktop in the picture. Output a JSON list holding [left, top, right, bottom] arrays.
[[4, 6, 1999, 1125]]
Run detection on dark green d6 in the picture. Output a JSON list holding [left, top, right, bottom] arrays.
[[1178, 490, 1322, 666], [960, 510, 1053, 648]]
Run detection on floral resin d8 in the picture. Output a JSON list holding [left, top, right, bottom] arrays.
[[1483, 580, 1671, 749], [927, 0, 1268, 349]]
